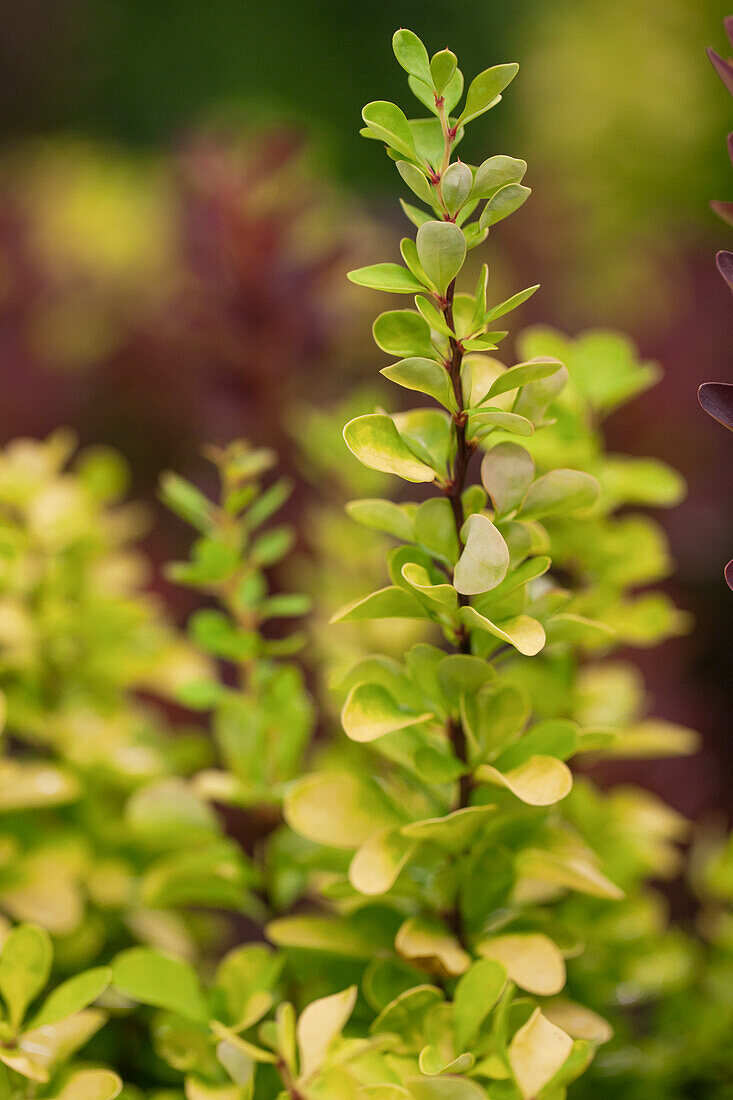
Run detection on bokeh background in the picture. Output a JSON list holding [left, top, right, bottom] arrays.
[[0, 0, 730, 817]]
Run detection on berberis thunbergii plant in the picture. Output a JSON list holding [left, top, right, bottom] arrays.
[[279, 28, 630, 1099]]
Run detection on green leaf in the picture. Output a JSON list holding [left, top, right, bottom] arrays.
[[458, 63, 519, 125], [284, 772, 402, 849], [483, 358, 564, 401], [125, 778, 219, 846], [479, 183, 531, 229], [381, 358, 455, 410], [27, 967, 111, 1030], [478, 933, 566, 996], [397, 161, 436, 207], [407, 1076, 486, 1099], [371, 985, 444, 1043], [266, 916, 379, 959], [415, 221, 467, 295], [392, 29, 432, 86], [341, 682, 433, 742], [46, 1071, 122, 1100], [472, 155, 527, 199], [520, 469, 601, 519], [373, 310, 434, 358], [393, 408, 452, 474], [481, 443, 534, 517], [402, 563, 458, 609], [112, 947, 208, 1022], [346, 498, 415, 541], [0, 924, 52, 1030], [401, 806, 494, 852], [414, 497, 460, 564], [401, 199, 433, 228], [362, 101, 418, 160], [513, 363, 568, 425], [454, 514, 509, 596], [508, 1009, 573, 1100], [495, 720, 578, 771], [331, 585, 429, 623], [477, 755, 572, 806], [470, 409, 534, 437], [297, 986, 357, 1082], [348, 263, 424, 293], [517, 849, 624, 901], [343, 414, 435, 483], [470, 264, 489, 330], [430, 49, 458, 94], [460, 606, 546, 656], [438, 653, 494, 705], [485, 284, 539, 323], [159, 472, 213, 533], [415, 294, 454, 335], [453, 959, 507, 1049], [441, 162, 473, 215], [401, 239, 435, 289]]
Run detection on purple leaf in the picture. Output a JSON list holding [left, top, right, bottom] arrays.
[[711, 199, 733, 226], [728, 131, 733, 168], [698, 382, 733, 430], [717, 250, 733, 291], [726, 559, 733, 591], [726, 14, 733, 48], [708, 47, 733, 96]]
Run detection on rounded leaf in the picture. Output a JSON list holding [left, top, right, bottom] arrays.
[[112, 947, 208, 1022], [478, 933, 566, 996], [47, 1070, 122, 1100], [396, 917, 470, 977], [481, 443, 534, 518], [362, 101, 417, 160], [479, 183, 531, 229], [477, 755, 572, 806], [349, 827, 416, 895], [508, 1008, 573, 1100], [343, 415, 435, 483], [381, 358, 456, 411], [416, 221, 467, 295], [348, 263, 424, 294], [284, 772, 402, 849], [520, 468, 601, 520], [458, 63, 519, 125], [393, 29, 432, 85], [373, 310, 434, 358], [0, 923, 52, 1030], [341, 682, 433, 742], [28, 966, 111, 1030], [297, 986, 357, 1082], [453, 958, 507, 1048], [453, 514, 509, 596]]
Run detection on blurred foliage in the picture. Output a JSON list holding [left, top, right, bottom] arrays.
[[0, 129, 377, 489]]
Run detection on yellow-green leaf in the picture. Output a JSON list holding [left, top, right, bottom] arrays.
[[344, 415, 435, 483], [453, 514, 509, 596], [284, 773, 402, 849], [297, 986, 357, 1082], [508, 1008, 573, 1100], [478, 933, 566, 996], [341, 682, 433, 742], [477, 755, 572, 806]]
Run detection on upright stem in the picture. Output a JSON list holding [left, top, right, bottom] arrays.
[[431, 105, 478, 811]]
